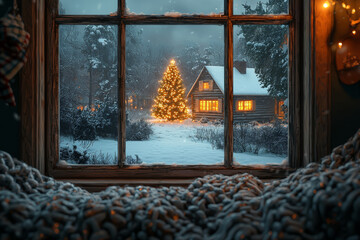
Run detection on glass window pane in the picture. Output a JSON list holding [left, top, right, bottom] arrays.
[[125, 0, 223, 15], [233, 25, 289, 165], [126, 25, 224, 165], [59, 25, 118, 165], [59, 0, 117, 15], [234, 0, 288, 15]]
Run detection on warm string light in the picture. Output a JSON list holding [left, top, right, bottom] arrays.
[[323, 0, 360, 49], [323, 0, 360, 27], [152, 59, 190, 121]]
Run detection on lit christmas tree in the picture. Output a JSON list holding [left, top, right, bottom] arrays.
[[152, 59, 189, 121]]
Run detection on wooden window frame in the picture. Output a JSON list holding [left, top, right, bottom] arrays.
[[20, 0, 334, 186], [45, 0, 299, 181]]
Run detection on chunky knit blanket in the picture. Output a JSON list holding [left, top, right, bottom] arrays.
[[0, 129, 359, 240]]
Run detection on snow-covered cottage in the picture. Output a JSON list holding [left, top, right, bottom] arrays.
[[187, 61, 285, 122]]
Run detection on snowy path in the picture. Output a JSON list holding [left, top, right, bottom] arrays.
[[61, 120, 286, 165]]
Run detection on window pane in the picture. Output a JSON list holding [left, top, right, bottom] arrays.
[[126, 25, 224, 165], [232, 25, 289, 165], [125, 0, 223, 15], [59, 25, 118, 165], [59, 0, 117, 15], [234, 0, 288, 15]]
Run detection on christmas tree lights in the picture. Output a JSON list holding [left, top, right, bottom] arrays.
[[151, 59, 190, 121]]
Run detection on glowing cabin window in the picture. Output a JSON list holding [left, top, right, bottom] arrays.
[[278, 100, 285, 118], [200, 100, 218, 112], [203, 82, 210, 90], [237, 100, 254, 111]]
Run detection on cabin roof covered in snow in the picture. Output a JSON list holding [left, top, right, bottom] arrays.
[[205, 66, 269, 96]]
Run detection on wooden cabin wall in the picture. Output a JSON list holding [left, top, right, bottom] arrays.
[[233, 96, 275, 122], [189, 69, 223, 120], [191, 69, 223, 94], [0, 0, 21, 158]]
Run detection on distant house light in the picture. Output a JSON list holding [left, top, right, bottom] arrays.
[[237, 100, 254, 111], [203, 82, 210, 90], [200, 100, 218, 112]]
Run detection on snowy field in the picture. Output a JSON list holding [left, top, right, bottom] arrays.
[[60, 120, 286, 166]]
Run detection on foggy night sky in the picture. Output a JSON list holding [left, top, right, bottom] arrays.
[[59, 0, 261, 15], [59, 0, 265, 49]]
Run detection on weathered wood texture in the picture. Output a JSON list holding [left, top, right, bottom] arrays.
[[287, 0, 305, 168], [119, 0, 125, 16], [233, 96, 275, 122], [224, 20, 233, 168], [189, 68, 224, 120], [313, 0, 332, 162], [302, 0, 315, 167], [118, 23, 126, 167], [41, 0, 306, 180], [189, 69, 277, 122], [20, 0, 45, 174], [55, 15, 292, 25], [45, 0, 59, 176], [190, 95, 276, 122], [190, 70, 223, 94], [51, 165, 293, 180]]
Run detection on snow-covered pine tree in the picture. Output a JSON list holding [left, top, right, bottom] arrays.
[[151, 60, 189, 121], [94, 79, 118, 138], [178, 44, 213, 88], [59, 26, 87, 136], [241, 0, 288, 99], [82, 25, 117, 107]]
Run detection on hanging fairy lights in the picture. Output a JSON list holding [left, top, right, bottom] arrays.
[[326, 0, 360, 85], [323, 0, 360, 47]]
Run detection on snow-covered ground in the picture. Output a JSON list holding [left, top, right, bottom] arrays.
[[60, 120, 286, 166]]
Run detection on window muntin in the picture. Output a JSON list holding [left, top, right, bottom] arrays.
[[237, 100, 254, 111], [50, 0, 296, 175], [200, 100, 219, 112]]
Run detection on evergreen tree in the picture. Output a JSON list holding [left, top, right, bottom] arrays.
[[177, 44, 213, 89], [152, 60, 189, 121], [241, 0, 288, 99], [59, 25, 86, 136], [82, 25, 116, 106]]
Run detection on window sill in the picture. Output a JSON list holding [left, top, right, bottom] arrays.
[[51, 165, 294, 192], [58, 172, 288, 192]]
